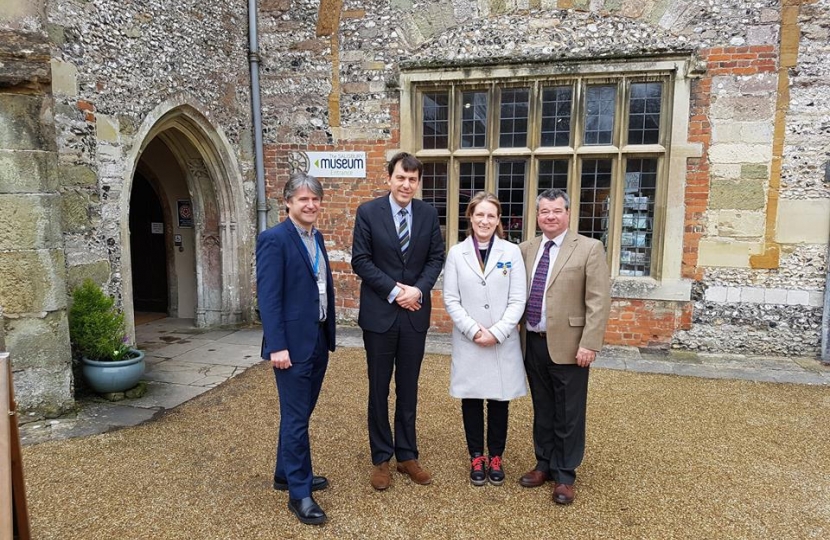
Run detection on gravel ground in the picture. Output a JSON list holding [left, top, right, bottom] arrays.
[[23, 348, 830, 539]]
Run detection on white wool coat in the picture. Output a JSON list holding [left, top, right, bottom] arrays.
[[443, 236, 528, 400]]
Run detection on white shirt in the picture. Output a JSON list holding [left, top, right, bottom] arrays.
[[526, 229, 568, 333]]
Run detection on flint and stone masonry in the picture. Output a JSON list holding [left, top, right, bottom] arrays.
[[0, 0, 828, 414]]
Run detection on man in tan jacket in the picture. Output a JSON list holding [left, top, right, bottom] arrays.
[[518, 188, 611, 505]]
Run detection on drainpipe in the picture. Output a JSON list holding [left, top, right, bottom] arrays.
[[823, 240, 830, 364], [248, 0, 268, 233]]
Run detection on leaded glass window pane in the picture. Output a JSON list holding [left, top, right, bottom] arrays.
[[619, 158, 657, 276], [628, 83, 662, 145], [496, 159, 527, 243], [422, 92, 449, 149], [461, 91, 488, 148], [538, 159, 569, 193], [458, 162, 487, 241], [584, 86, 616, 145], [578, 159, 613, 244], [499, 88, 529, 148], [541, 86, 572, 147], [421, 162, 448, 241]]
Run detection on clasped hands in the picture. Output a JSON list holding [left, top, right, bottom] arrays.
[[473, 326, 498, 347], [395, 282, 422, 311]]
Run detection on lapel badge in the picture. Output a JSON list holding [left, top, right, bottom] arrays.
[[496, 261, 512, 275]]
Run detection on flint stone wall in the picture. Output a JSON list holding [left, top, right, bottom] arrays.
[[48, 0, 255, 305]]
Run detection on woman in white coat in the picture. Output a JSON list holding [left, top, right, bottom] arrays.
[[443, 192, 527, 486]]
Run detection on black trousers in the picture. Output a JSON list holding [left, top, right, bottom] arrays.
[[461, 398, 509, 457], [364, 313, 426, 464], [524, 331, 590, 485]]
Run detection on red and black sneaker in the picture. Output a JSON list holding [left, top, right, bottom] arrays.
[[487, 455, 505, 486], [470, 453, 488, 486]]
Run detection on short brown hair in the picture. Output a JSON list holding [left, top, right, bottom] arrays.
[[387, 152, 423, 180], [465, 191, 504, 239]]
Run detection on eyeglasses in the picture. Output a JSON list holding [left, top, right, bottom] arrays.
[[538, 209, 567, 217]]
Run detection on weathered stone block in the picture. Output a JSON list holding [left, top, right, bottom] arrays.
[[50, 59, 78, 96], [0, 249, 67, 313], [4, 311, 70, 371], [9, 365, 73, 417], [0, 194, 62, 250], [740, 287, 764, 303], [741, 163, 769, 180], [710, 95, 775, 121], [698, 239, 762, 268], [713, 210, 765, 238], [58, 164, 97, 187], [0, 94, 56, 151], [775, 198, 830, 244], [61, 191, 92, 233], [0, 149, 58, 192], [67, 261, 111, 291], [709, 179, 766, 210], [96, 114, 119, 142], [708, 143, 772, 164], [711, 122, 773, 144]]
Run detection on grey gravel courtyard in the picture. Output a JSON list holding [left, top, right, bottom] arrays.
[[23, 348, 830, 539]]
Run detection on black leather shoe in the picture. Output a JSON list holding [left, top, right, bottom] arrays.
[[287, 496, 327, 525], [273, 475, 329, 492]]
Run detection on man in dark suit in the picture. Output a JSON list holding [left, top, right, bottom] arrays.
[[257, 172, 336, 525], [519, 188, 611, 505], [351, 152, 445, 490]]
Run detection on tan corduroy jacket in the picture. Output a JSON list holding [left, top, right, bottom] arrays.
[[519, 230, 612, 365]]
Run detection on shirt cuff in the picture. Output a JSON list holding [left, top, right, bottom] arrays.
[[387, 286, 401, 304]]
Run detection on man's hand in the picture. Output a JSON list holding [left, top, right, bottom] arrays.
[[271, 349, 292, 370], [575, 347, 596, 368], [473, 327, 498, 347], [395, 283, 422, 311]]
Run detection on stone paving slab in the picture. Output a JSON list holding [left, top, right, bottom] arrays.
[[142, 359, 237, 385], [19, 403, 159, 445], [121, 381, 211, 410], [216, 328, 264, 346], [172, 341, 262, 367], [149, 338, 216, 359]]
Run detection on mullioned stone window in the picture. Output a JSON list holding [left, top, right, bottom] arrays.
[[401, 56, 698, 293]]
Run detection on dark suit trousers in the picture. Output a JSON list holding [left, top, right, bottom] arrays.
[[364, 313, 426, 464], [524, 331, 590, 485], [273, 324, 329, 499]]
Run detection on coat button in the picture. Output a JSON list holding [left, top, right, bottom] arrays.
[[484, 304, 489, 309], [481, 281, 486, 286]]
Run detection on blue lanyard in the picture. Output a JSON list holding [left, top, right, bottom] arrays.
[[309, 236, 320, 276]]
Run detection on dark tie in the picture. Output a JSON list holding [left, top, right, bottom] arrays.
[[398, 208, 410, 256], [526, 240, 554, 327]]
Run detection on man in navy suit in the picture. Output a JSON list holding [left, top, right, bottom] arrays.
[[351, 152, 445, 490], [257, 172, 336, 525]]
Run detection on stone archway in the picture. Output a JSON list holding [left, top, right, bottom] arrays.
[[121, 101, 251, 337]]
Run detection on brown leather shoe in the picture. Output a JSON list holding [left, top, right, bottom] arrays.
[[519, 468, 550, 488], [553, 483, 575, 505], [370, 462, 391, 490], [396, 459, 433, 485]]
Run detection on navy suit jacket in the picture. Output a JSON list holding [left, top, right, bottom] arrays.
[[351, 195, 445, 333], [257, 219, 336, 361]]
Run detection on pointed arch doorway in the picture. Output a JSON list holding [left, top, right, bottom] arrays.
[[122, 103, 250, 336]]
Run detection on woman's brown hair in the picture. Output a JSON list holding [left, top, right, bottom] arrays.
[[465, 191, 504, 239]]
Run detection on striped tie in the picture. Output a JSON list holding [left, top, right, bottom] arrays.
[[398, 208, 410, 256], [526, 240, 554, 327]]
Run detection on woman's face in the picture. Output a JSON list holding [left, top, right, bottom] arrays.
[[471, 200, 500, 242]]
